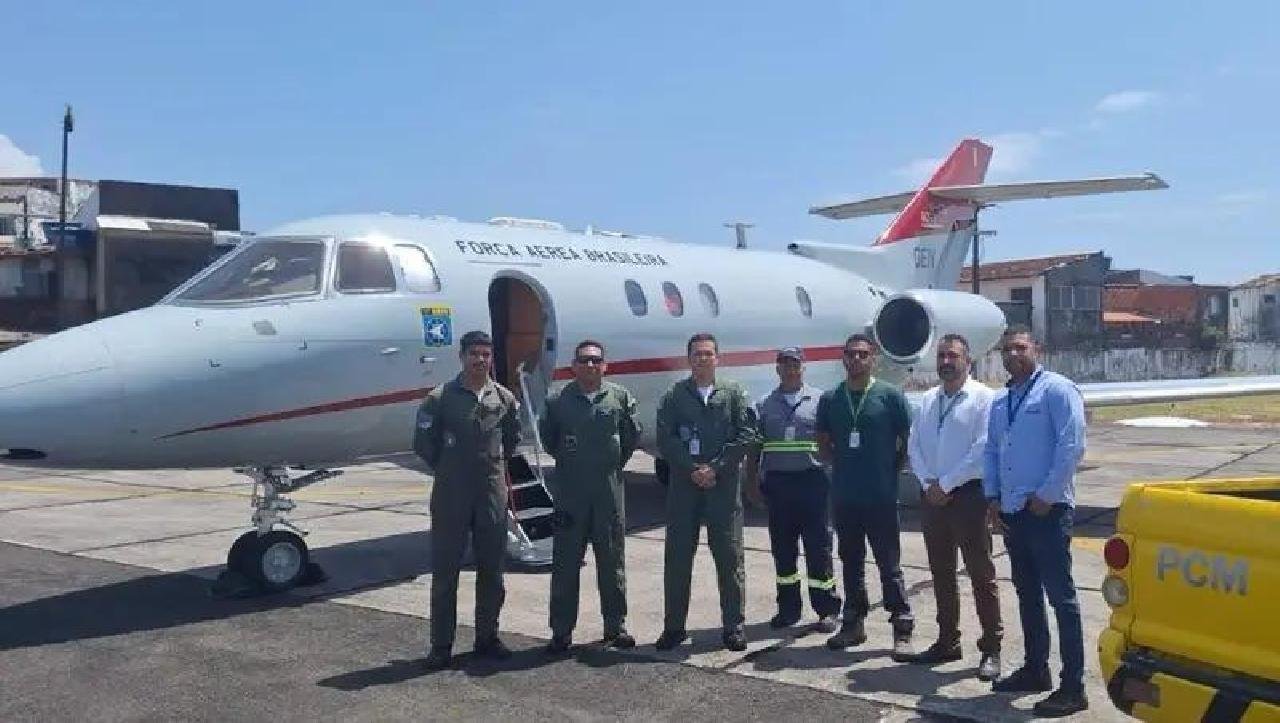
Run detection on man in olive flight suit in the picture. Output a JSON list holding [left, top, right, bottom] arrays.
[[655, 332, 758, 652], [540, 340, 641, 654], [414, 330, 522, 671]]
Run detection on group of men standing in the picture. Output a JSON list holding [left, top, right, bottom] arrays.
[[412, 324, 1088, 719]]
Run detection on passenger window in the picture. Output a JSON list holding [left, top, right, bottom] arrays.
[[663, 282, 684, 317], [624, 279, 647, 316], [337, 243, 397, 293], [698, 283, 719, 317], [392, 244, 442, 292], [796, 286, 813, 317]]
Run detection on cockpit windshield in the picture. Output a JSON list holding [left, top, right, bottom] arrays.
[[172, 238, 327, 303]]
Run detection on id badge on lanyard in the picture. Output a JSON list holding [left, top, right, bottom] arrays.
[[843, 379, 874, 451]]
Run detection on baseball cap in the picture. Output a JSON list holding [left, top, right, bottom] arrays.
[[776, 346, 804, 362]]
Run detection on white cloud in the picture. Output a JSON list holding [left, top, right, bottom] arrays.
[[891, 156, 943, 184], [1095, 90, 1163, 114], [0, 135, 43, 176], [986, 131, 1048, 180], [1214, 190, 1269, 206]]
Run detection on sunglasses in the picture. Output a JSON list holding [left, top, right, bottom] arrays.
[[575, 356, 605, 365], [843, 349, 872, 359]]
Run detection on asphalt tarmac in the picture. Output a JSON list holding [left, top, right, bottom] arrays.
[[1, 423, 1276, 722]]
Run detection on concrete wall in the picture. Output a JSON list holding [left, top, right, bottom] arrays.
[[908, 342, 1280, 387]]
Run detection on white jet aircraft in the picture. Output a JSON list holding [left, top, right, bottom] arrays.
[[3, 138, 1277, 590]]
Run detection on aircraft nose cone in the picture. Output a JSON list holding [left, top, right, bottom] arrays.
[[0, 325, 126, 465]]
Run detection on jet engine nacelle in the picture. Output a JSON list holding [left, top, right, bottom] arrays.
[[871, 289, 1006, 367]]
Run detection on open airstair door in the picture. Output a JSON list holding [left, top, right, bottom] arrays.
[[488, 275, 557, 566]]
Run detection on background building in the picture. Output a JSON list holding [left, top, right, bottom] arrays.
[[959, 251, 1109, 349], [1230, 273, 1280, 342], [0, 178, 241, 330], [1104, 268, 1228, 347]]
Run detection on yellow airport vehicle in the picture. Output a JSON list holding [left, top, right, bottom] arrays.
[[1099, 477, 1280, 722]]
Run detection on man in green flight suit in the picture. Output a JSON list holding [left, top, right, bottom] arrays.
[[541, 339, 642, 654], [655, 332, 758, 652], [414, 330, 522, 671]]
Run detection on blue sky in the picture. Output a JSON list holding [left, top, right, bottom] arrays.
[[3, 2, 1276, 284]]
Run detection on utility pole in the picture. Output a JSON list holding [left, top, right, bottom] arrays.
[[724, 221, 753, 249], [59, 104, 74, 245]]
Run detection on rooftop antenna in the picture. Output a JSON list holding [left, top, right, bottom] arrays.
[[724, 221, 753, 249]]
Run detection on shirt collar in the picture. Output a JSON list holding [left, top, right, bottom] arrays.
[[453, 373, 494, 398], [569, 380, 606, 401]]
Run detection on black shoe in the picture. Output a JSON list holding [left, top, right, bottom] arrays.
[[812, 615, 839, 634], [769, 610, 801, 629], [1032, 687, 1088, 718], [473, 636, 513, 660], [545, 635, 572, 655], [604, 630, 636, 650], [423, 646, 452, 671], [826, 619, 867, 650], [894, 640, 961, 664], [992, 665, 1054, 693], [977, 652, 1002, 682], [722, 627, 747, 652], [654, 629, 688, 651]]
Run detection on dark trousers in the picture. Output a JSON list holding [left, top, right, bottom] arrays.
[[1002, 505, 1084, 692], [833, 501, 913, 634], [663, 472, 745, 632], [921, 481, 1002, 653], [763, 468, 842, 618], [429, 482, 507, 650]]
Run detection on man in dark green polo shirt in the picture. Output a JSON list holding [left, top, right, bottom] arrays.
[[815, 333, 914, 656]]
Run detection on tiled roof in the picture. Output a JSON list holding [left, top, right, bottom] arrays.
[[959, 252, 1097, 283]]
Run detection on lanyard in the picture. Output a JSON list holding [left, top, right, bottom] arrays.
[[936, 390, 964, 432], [842, 377, 876, 431], [1007, 370, 1043, 428], [779, 391, 809, 425]]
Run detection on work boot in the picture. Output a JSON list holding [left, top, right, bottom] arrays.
[[992, 665, 1053, 693], [545, 634, 572, 656], [722, 626, 747, 652], [894, 640, 961, 664], [977, 652, 1002, 682], [654, 629, 688, 651], [423, 646, 452, 672], [769, 610, 801, 629], [473, 636, 513, 660], [813, 614, 839, 634], [825, 618, 867, 650], [891, 634, 914, 659], [603, 630, 636, 650], [1032, 688, 1089, 718]]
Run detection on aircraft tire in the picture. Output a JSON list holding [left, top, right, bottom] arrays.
[[655, 458, 670, 486], [226, 530, 258, 573], [244, 530, 310, 592]]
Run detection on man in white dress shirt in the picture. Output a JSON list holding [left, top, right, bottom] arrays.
[[897, 334, 1003, 682]]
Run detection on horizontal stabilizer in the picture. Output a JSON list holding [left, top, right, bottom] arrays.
[[811, 173, 1168, 220]]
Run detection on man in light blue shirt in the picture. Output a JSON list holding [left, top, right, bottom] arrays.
[[983, 325, 1088, 718]]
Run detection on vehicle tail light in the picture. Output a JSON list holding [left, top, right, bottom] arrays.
[[1101, 575, 1130, 607], [1104, 536, 1130, 569]]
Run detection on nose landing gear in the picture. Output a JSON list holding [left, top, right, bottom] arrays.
[[212, 465, 339, 598]]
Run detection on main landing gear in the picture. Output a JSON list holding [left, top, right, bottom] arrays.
[[212, 465, 339, 598]]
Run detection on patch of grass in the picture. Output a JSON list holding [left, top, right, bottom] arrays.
[[1091, 393, 1280, 424]]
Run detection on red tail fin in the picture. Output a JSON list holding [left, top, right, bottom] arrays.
[[876, 139, 993, 245]]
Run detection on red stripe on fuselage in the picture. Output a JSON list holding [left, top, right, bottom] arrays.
[[159, 386, 434, 439], [161, 343, 847, 439], [551, 344, 845, 380]]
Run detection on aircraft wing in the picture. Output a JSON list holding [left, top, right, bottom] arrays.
[[1076, 375, 1280, 407], [905, 375, 1280, 416], [928, 173, 1168, 206], [811, 173, 1168, 219]]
